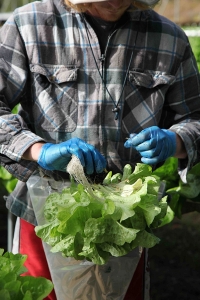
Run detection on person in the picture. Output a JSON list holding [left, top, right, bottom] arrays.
[[0, 0, 200, 299]]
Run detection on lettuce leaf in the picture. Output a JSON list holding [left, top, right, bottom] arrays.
[[153, 157, 200, 218], [35, 163, 168, 265], [0, 249, 53, 299]]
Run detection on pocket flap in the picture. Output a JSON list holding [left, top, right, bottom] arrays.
[[129, 70, 176, 88], [30, 64, 78, 83]]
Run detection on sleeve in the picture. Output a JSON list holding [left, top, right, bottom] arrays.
[[0, 15, 45, 181], [160, 37, 200, 181]]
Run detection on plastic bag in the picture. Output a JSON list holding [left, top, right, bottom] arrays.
[[27, 175, 142, 300]]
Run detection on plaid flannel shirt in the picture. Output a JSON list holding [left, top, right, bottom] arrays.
[[1, 0, 200, 224]]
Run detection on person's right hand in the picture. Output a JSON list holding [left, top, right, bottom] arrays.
[[37, 138, 106, 174]]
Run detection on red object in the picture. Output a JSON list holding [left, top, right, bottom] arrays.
[[19, 219, 56, 300], [124, 250, 145, 300], [19, 218, 145, 300]]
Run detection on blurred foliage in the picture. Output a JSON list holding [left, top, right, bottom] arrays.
[[0, 0, 39, 12], [188, 36, 200, 71], [0, 168, 17, 194]]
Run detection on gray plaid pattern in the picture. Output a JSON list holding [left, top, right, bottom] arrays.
[[1, 0, 200, 223]]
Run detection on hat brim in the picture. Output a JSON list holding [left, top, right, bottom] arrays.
[[70, 0, 159, 4], [70, 0, 106, 4]]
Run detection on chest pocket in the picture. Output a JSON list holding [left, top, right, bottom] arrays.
[[30, 64, 78, 133], [122, 70, 176, 135]]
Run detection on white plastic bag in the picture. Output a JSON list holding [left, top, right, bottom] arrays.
[[27, 175, 142, 300]]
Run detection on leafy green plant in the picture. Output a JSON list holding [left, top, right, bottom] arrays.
[[35, 163, 168, 265], [0, 248, 53, 300], [35, 158, 200, 265], [0, 167, 17, 194], [153, 157, 200, 218]]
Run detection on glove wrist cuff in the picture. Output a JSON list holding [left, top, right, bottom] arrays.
[[37, 143, 54, 170], [162, 129, 176, 156]]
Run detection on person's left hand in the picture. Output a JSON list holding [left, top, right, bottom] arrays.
[[124, 126, 176, 164]]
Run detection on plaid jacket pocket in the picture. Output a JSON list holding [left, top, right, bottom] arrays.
[[29, 64, 78, 133], [121, 70, 176, 135]]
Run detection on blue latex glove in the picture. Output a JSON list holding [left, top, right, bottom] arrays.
[[37, 138, 106, 174], [124, 126, 176, 164]]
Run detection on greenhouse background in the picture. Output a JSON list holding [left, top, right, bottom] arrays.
[[1, 1, 200, 299]]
